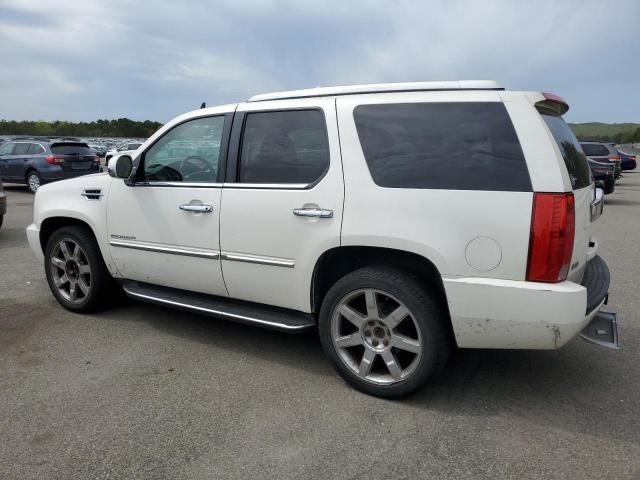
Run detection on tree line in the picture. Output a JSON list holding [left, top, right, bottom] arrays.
[[0, 119, 164, 138], [574, 127, 640, 144]]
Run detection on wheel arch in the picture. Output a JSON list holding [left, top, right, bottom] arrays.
[[40, 216, 98, 254], [311, 246, 453, 339]]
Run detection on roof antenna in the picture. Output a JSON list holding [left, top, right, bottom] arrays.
[[200, 102, 206, 109]]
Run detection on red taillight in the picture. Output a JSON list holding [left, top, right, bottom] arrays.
[[526, 193, 575, 283], [45, 155, 64, 165], [93, 155, 100, 164], [608, 155, 620, 161]]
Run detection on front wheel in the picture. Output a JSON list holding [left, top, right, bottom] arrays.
[[319, 267, 450, 398], [44, 226, 114, 313]]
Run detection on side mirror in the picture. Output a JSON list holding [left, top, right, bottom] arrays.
[[108, 155, 133, 179]]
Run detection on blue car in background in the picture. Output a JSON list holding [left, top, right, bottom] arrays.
[[618, 151, 637, 171], [0, 138, 101, 193]]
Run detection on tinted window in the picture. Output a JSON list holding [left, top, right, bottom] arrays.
[[239, 110, 329, 184], [581, 143, 610, 157], [28, 143, 45, 154], [12, 143, 30, 155], [140, 115, 224, 183], [0, 143, 13, 155], [541, 113, 592, 189], [353, 103, 531, 191], [51, 143, 95, 155]]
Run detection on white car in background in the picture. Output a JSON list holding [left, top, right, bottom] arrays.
[[104, 141, 143, 162]]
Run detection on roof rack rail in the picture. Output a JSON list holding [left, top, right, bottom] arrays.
[[248, 80, 502, 102]]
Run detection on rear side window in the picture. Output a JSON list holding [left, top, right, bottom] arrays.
[[239, 110, 329, 184], [51, 143, 95, 155], [353, 102, 531, 191], [28, 143, 45, 154], [541, 113, 592, 190], [581, 143, 610, 157]]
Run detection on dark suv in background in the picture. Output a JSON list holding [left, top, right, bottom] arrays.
[[0, 138, 100, 193], [580, 141, 622, 179]]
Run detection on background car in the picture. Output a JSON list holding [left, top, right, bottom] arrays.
[[105, 141, 143, 162], [0, 138, 101, 193], [588, 159, 616, 194], [580, 141, 622, 178], [618, 151, 637, 170], [0, 177, 5, 230]]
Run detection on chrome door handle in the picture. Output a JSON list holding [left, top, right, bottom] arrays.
[[179, 204, 213, 213], [293, 208, 333, 218]]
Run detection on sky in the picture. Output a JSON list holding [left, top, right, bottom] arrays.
[[0, 0, 638, 124]]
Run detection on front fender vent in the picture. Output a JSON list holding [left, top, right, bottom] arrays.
[[81, 189, 103, 200]]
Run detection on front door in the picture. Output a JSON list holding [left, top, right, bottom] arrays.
[[6, 142, 30, 180], [219, 98, 344, 313], [107, 112, 232, 297]]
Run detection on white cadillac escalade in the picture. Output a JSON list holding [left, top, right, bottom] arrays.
[[26, 81, 616, 398]]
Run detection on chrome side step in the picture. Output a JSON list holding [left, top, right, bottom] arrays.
[[121, 281, 316, 333]]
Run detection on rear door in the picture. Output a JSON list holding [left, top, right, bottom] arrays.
[[219, 98, 343, 313], [540, 113, 593, 282]]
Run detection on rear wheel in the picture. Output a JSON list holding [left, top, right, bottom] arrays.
[[319, 267, 450, 398], [26, 171, 41, 194], [44, 226, 113, 313]]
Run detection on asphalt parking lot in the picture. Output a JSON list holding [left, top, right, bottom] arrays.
[[1, 176, 639, 480]]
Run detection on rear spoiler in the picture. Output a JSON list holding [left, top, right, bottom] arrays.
[[535, 92, 569, 115]]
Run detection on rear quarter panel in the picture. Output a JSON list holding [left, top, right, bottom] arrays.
[[336, 91, 535, 280]]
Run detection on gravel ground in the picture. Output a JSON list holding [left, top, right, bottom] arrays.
[[1, 174, 639, 479]]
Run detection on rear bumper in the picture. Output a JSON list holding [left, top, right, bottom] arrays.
[[444, 256, 611, 349]]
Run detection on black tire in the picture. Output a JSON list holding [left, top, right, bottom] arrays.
[[26, 170, 41, 194], [0, 215, 3, 230], [319, 266, 450, 398], [44, 225, 114, 313], [604, 177, 615, 194]]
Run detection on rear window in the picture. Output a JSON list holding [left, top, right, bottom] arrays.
[[581, 143, 610, 157], [50, 143, 94, 155], [540, 113, 592, 189], [353, 102, 531, 191]]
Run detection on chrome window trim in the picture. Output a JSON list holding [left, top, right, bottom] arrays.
[[220, 251, 295, 268], [109, 239, 220, 259], [221, 183, 309, 190], [131, 181, 223, 188]]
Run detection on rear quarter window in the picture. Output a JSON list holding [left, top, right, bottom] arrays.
[[51, 143, 95, 155], [353, 102, 531, 191], [540, 113, 592, 190]]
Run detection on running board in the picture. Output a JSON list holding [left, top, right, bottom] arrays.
[[121, 281, 316, 333]]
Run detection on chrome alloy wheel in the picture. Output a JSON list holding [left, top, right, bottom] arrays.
[[28, 173, 40, 192], [330, 289, 422, 385], [49, 238, 92, 304]]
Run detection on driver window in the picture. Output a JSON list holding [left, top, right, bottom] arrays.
[[140, 115, 225, 183]]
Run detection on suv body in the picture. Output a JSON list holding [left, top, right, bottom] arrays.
[[580, 141, 622, 179], [26, 81, 615, 397], [104, 141, 143, 162], [0, 139, 100, 193]]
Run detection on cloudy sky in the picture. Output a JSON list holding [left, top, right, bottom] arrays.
[[0, 0, 638, 123]]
